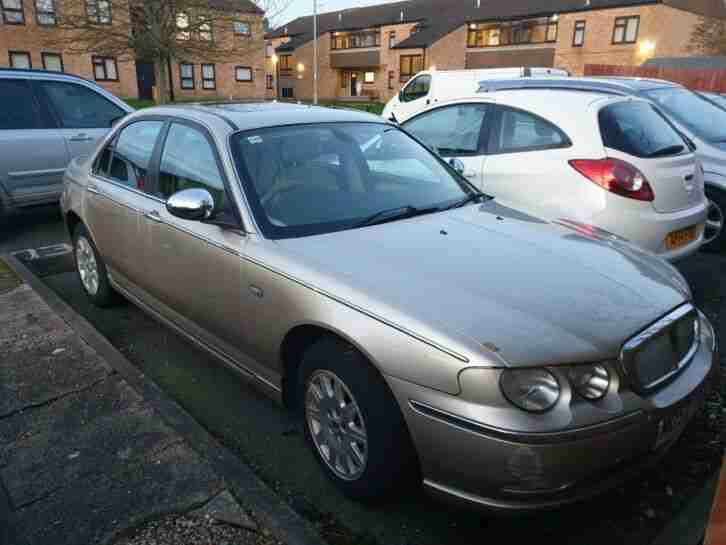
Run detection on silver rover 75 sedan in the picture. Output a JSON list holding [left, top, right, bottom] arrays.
[[61, 103, 716, 511]]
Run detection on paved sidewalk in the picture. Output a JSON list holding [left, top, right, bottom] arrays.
[[0, 256, 324, 545]]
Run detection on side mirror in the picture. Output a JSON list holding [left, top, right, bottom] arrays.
[[448, 158, 465, 175], [166, 188, 215, 221]]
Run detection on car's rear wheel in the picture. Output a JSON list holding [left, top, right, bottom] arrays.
[[298, 337, 419, 500], [73, 224, 117, 307], [702, 187, 726, 253]]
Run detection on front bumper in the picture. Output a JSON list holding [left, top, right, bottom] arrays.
[[387, 315, 717, 512]]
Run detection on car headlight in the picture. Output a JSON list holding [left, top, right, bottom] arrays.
[[499, 368, 560, 413], [568, 364, 611, 401]]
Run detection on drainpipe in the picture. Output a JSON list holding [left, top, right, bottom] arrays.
[[166, 57, 175, 103]]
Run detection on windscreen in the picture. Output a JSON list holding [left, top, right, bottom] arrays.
[[231, 122, 473, 239], [642, 87, 726, 143]]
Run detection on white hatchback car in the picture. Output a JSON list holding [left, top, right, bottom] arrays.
[[401, 90, 708, 261]]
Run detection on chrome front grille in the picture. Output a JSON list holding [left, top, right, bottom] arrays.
[[620, 304, 699, 392]]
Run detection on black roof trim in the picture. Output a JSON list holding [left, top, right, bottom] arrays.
[[0, 67, 97, 85]]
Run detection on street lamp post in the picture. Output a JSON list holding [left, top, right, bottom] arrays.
[[313, 0, 318, 104]]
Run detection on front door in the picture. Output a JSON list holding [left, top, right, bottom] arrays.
[[33, 80, 128, 159], [403, 102, 492, 189], [139, 121, 259, 376], [136, 62, 156, 101], [350, 72, 358, 96], [0, 78, 70, 207]]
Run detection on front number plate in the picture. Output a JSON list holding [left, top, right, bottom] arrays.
[[653, 389, 704, 450]]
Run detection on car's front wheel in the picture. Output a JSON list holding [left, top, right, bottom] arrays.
[[73, 224, 117, 307], [298, 337, 418, 500], [702, 187, 726, 252]]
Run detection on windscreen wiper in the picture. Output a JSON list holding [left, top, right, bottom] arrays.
[[353, 205, 440, 228], [442, 193, 489, 211]]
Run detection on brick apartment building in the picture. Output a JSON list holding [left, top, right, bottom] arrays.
[[0, 0, 266, 100], [264, 0, 726, 103]]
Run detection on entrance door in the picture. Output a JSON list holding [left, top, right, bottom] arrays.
[[350, 72, 358, 97], [136, 62, 156, 101]]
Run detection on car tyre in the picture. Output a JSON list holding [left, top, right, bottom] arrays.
[[702, 187, 726, 253], [298, 336, 419, 501], [73, 223, 117, 307]]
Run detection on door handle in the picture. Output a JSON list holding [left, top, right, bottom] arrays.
[[143, 210, 164, 223], [69, 133, 93, 142], [86, 184, 100, 195]]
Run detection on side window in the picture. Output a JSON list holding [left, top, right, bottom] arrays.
[[402, 75, 431, 103], [492, 107, 569, 153], [38, 81, 125, 129], [99, 121, 164, 190], [404, 104, 489, 156], [158, 123, 227, 213], [0, 79, 42, 130]]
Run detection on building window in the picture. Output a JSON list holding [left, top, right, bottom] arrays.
[[388, 70, 394, 90], [279, 54, 292, 75], [179, 63, 194, 89], [1, 0, 25, 24], [572, 20, 586, 47], [389, 31, 396, 48], [266, 42, 273, 57], [176, 12, 190, 40], [612, 16, 639, 44], [341, 71, 348, 88], [266, 74, 273, 89], [234, 21, 251, 36], [400, 54, 423, 82], [235, 66, 252, 82], [467, 16, 559, 47], [199, 16, 212, 41], [92, 56, 118, 81], [35, 0, 56, 25], [42, 52, 63, 72], [331, 30, 380, 50], [9, 51, 31, 69], [364, 71, 375, 83], [86, 0, 111, 24], [201, 64, 215, 89], [281, 87, 294, 98]]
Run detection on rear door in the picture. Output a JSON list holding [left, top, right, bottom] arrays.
[[598, 99, 703, 213], [0, 78, 70, 208], [402, 102, 491, 188], [33, 79, 127, 159], [477, 104, 574, 208], [84, 119, 165, 288]]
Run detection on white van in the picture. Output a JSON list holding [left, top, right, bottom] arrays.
[[382, 67, 569, 122]]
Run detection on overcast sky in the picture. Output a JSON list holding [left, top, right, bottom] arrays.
[[270, 0, 402, 27]]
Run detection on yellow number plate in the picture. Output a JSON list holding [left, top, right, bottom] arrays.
[[665, 225, 698, 250]]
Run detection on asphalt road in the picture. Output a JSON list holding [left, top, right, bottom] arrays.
[[2, 205, 725, 545]]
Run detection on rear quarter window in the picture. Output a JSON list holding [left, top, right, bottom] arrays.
[[598, 101, 687, 158]]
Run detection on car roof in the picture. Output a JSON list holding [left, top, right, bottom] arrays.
[[138, 101, 387, 132], [0, 67, 98, 85], [476, 76, 680, 96]]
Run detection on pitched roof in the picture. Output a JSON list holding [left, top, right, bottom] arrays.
[[207, 0, 264, 15], [266, 0, 667, 50]]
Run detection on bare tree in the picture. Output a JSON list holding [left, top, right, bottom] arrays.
[[47, 0, 290, 103], [688, 15, 726, 56]]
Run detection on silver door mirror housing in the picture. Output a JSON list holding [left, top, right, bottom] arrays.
[[166, 188, 215, 221], [448, 158, 465, 175]]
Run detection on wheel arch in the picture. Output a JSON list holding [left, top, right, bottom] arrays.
[[65, 210, 83, 239], [279, 322, 384, 410]]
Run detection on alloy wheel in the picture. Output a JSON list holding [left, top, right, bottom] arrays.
[[76, 236, 100, 296], [705, 198, 724, 244], [305, 370, 368, 481]]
